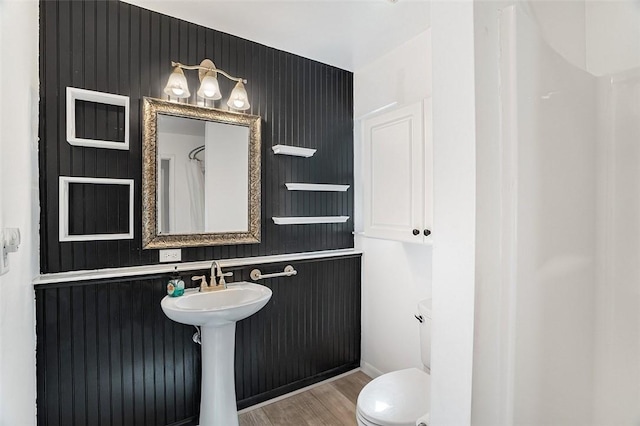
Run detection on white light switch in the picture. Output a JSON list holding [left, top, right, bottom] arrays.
[[159, 249, 181, 263]]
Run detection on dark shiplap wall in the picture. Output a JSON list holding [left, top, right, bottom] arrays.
[[39, 0, 354, 273], [36, 277, 201, 426], [36, 256, 362, 426]]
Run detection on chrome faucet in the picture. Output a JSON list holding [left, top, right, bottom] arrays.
[[210, 260, 233, 289]]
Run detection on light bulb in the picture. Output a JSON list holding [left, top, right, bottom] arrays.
[[226, 81, 250, 111], [163, 66, 190, 99], [197, 71, 222, 100]]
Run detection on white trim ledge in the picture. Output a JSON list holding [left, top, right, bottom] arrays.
[[33, 248, 362, 286]]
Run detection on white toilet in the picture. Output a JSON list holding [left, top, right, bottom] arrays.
[[356, 299, 432, 426]]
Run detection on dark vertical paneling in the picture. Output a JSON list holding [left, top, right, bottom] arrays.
[[228, 255, 362, 409], [36, 255, 360, 425], [36, 278, 202, 426], [39, 0, 354, 273]]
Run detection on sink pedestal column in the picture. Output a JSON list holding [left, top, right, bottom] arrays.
[[199, 322, 238, 426]]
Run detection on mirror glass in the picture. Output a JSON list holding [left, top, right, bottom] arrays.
[[156, 114, 249, 234], [142, 98, 261, 249]]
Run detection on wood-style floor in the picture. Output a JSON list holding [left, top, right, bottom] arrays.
[[239, 371, 372, 426]]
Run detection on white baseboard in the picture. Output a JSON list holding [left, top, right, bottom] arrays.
[[238, 367, 362, 414], [360, 361, 384, 378]]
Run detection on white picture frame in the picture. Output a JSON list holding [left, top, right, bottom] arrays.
[[66, 87, 130, 150], [59, 176, 135, 242]]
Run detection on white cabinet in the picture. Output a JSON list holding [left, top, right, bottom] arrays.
[[362, 99, 432, 244]]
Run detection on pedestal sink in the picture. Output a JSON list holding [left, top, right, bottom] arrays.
[[161, 282, 272, 426]]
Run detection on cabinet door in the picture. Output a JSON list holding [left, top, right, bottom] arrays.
[[363, 102, 424, 242]]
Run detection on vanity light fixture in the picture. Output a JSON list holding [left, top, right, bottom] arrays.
[[164, 59, 251, 111], [164, 66, 190, 98]]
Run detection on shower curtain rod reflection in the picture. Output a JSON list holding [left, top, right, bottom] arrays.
[[188, 145, 205, 161]]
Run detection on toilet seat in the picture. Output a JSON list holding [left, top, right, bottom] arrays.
[[357, 408, 391, 426], [356, 368, 430, 426]]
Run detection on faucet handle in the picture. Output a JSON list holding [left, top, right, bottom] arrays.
[[191, 275, 207, 291], [217, 271, 233, 287]]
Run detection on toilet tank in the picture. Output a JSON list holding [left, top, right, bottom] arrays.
[[418, 299, 432, 370]]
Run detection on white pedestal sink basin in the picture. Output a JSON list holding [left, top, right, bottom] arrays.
[[161, 282, 272, 426]]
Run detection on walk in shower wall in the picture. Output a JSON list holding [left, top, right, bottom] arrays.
[[594, 68, 640, 425], [500, 6, 597, 423], [496, 4, 640, 425]]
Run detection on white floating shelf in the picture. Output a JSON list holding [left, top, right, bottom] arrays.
[[285, 183, 350, 192], [272, 144, 317, 158], [272, 216, 350, 225]]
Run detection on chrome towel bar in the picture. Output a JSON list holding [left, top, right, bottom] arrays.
[[250, 265, 297, 280]]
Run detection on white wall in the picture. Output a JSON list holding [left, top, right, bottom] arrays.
[[508, 9, 598, 423], [527, 0, 640, 77], [0, 1, 39, 425], [585, 1, 640, 76], [472, 4, 632, 425], [471, 2, 513, 424], [357, 238, 433, 376], [593, 69, 640, 426], [353, 30, 432, 120], [528, 1, 587, 72], [429, 2, 477, 424], [354, 29, 432, 377], [0, 4, 4, 420]]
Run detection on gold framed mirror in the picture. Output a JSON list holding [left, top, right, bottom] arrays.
[[142, 97, 261, 249]]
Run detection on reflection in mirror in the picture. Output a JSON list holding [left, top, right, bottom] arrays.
[[156, 115, 250, 234], [142, 98, 261, 249]]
